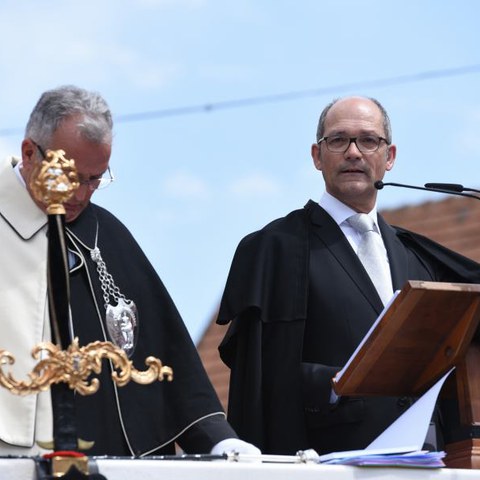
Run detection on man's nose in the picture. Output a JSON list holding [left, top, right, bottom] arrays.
[[344, 139, 362, 158]]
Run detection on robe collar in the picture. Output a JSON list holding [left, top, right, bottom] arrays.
[[0, 157, 47, 240]]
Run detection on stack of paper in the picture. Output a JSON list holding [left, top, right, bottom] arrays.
[[316, 369, 456, 469], [319, 448, 445, 468]]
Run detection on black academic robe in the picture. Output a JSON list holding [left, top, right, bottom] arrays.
[[217, 200, 480, 455], [66, 202, 235, 456]]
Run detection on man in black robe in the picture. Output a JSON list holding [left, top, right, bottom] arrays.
[[0, 84, 259, 457], [217, 96, 480, 455]]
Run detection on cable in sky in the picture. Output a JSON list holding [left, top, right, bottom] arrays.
[[116, 63, 480, 123], [1, 63, 480, 137]]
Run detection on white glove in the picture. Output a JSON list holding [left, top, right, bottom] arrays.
[[210, 438, 261, 457]]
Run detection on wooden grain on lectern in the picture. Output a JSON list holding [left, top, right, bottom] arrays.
[[332, 280, 480, 397]]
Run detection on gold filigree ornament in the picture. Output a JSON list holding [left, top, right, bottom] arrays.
[[0, 338, 173, 396], [30, 148, 80, 215]]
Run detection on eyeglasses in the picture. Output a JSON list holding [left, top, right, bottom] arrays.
[[32, 140, 115, 191], [318, 134, 389, 154]]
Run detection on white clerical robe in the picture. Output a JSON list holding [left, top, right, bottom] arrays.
[[0, 157, 53, 453]]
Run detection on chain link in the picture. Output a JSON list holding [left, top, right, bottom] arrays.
[[90, 247, 126, 309]]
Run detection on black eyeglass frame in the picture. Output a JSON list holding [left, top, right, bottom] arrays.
[[317, 135, 390, 154]]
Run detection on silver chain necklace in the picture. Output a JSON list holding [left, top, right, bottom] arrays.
[[67, 223, 139, 357]]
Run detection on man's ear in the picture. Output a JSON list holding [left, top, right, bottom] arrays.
[[21, 139, 36, 166], [385, 144, 396, 172], [311, 143, 322, 171]]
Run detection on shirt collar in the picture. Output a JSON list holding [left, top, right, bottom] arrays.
[[13, 157, 26, 187], [319, 191, 380, 229]]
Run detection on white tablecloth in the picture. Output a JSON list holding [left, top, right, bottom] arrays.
[[1, 458, 479, 480]]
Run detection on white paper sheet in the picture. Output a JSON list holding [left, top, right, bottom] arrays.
[[367, 367, 455, 451]]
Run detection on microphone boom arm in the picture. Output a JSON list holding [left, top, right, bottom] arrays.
[[375, 181, 480, 201]]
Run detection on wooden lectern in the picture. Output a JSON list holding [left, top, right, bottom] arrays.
[[332, 280, 480, 469]]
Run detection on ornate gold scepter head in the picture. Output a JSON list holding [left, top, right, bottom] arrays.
[[0, 149, 173, 398], [30, 148, 80, 215]]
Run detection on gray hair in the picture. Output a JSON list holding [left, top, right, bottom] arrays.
[[25, 85, 113, 146], [315, 96, 392, 144]]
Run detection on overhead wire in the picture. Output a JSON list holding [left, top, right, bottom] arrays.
[[1, 63, 480, 137]]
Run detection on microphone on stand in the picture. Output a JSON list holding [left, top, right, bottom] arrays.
[[424, 183, 480, 194], [374, 180, 480, 201]]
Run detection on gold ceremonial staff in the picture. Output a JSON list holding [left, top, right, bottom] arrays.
[[0, 149, 173, 396]]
